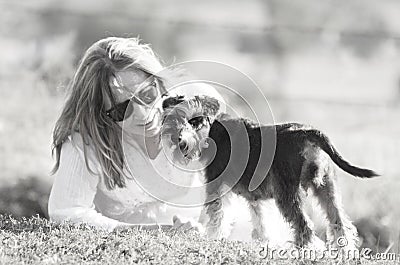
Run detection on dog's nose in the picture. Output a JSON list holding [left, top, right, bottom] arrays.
[[179, 140, 188, 154]]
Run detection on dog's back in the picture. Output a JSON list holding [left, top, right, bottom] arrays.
[[204, 118, 377, 191]]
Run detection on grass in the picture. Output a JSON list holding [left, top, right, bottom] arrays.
[[0, 215, 257, 264], [0, 215, 398, 264]]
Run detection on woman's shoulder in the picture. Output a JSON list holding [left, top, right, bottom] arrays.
[[62, 132, 99, 168], [67, 132, 95, 152], [56, 132, 103, 181]]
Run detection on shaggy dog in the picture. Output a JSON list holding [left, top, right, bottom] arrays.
[[161, 95, 379, 248]]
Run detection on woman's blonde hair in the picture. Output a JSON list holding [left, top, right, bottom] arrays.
[[52, 37, 164, 189]]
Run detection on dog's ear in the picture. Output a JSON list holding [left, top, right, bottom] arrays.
[[162, 95, 186, 110], [196, 95, 221, 117]]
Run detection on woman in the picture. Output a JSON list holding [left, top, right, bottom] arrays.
[[48, 37, 224, 231]]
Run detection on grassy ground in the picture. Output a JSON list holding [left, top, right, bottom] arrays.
[[0, 215, 398, 264]]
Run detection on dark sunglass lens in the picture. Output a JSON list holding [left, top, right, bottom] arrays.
[[108, 100, 131, 122], [124, 101, 134, 119]]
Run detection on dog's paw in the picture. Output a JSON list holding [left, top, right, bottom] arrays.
[[251, 229, 269, 242], [308, 236, 327, 251]]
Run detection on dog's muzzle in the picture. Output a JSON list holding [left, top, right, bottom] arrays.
[[178, 130, 195, 154], [179, 139, 189, 154]]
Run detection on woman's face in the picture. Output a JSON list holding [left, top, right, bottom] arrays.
[[106, 68, 162, 137]]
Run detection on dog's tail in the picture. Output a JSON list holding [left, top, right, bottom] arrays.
[[305, 129, 379, 178]]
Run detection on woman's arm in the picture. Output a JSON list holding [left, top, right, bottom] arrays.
[[48, 137, 137, 231], [48, 135, 199, 233]]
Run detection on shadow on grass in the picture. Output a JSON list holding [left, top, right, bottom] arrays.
[[0, 176, 50, 219]]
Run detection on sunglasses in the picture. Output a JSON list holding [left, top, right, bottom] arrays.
[[106, 79, 160, 122]]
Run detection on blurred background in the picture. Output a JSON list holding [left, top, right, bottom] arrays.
[[0, 0, 399, 253]]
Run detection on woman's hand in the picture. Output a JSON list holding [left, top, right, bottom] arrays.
[[114, 222, 173, 232], [171, 215, 204, 234], [113, 215, 205, 234]]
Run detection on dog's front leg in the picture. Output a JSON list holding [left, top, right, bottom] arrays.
[[248, 200, 269, 242], [200, 192, 235, 239]]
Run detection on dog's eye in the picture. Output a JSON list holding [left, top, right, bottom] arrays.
[[188, 116, 206, 130]]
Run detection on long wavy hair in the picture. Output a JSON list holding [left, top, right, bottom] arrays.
[[52, 37, 165, 190]]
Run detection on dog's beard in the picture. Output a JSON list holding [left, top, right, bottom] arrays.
[[176, 141, 202, 165], [161, 134, 197, 166], [180, 131, 201, 158], [162, 131, 209, 170]]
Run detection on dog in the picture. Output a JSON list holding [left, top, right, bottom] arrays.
[[161, 95, 379, 248]]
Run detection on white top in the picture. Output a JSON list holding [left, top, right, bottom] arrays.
[[48, 132, 205, 231], [48, 84, 225, 231]]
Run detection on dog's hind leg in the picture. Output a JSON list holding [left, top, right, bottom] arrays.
[[312, 175, 358, 250], [275, 193, 315, 247]]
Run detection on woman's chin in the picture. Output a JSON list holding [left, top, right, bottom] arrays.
[[144, 112, 161, 136], [128, 119, 161, 137], [144, 125, 161, 137]]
